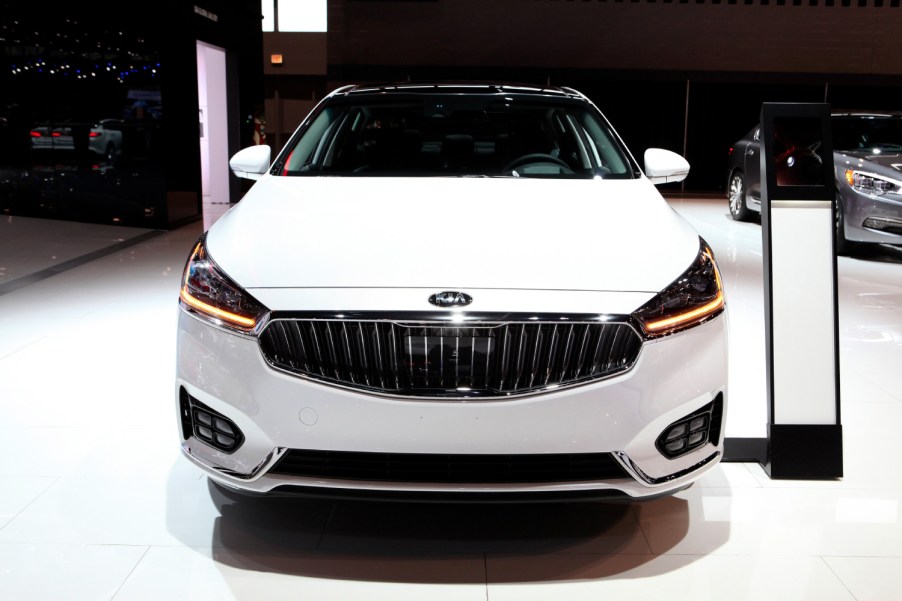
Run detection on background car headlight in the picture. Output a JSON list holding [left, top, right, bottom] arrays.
[[633, 239, 725, 338], [844, 169, 902, 196], [179, 236, 269, 332]]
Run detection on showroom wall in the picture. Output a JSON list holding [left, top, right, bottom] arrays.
[[326, 0, 901, 76]]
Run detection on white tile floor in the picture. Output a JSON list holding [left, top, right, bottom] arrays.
[[0, 198, 900, 601]]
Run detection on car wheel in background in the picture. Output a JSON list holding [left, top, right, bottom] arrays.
[[728, 171, 751, 221], [835, 196, 855, 256]]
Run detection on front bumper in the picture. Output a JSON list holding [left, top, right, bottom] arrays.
[[841, 187, 902, 245], [175, 308, 728, 499]]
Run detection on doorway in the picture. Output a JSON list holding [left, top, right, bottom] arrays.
[[196, 40, 230, 230]]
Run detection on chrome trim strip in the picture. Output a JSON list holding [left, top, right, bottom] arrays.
[[613, 450, 720, 487], [182, 445, 288, 482], [216, 447, 287, 481], [265, 310, 633, 325]]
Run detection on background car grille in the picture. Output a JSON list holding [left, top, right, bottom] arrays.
[[268, 450, 631, 483], [258, 319, 642, 396]]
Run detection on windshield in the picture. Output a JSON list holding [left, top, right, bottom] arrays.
[[832, 115, 902, 153], [275, 93, 637, 179]]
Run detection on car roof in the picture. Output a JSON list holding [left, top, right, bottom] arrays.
[[329, 82, 587, 100]]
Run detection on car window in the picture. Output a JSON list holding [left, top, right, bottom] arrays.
[[832, 116, 902, 152], [276, 94, 635, 179]]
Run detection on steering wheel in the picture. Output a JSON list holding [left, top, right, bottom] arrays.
[[504, 153, 572, 173]]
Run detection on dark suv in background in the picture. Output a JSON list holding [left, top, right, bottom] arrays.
[[727, 111, 902, 254]]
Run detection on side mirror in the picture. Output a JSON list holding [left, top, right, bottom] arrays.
[[229, 145, 271, 180], [644, 148, 690, 184]]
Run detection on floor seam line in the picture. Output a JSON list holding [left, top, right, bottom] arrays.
[[0, 229, 165, 297], [108, 544, 152, 601]]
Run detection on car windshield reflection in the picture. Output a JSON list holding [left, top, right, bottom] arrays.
[[276, 94, 636, 179]]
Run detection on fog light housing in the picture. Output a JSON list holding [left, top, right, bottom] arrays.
[[656, 394, 723, 459], [179, 387, 244, 453], [862, 216, 902, 235]]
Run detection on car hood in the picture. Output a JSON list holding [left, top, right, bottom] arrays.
[[835, 150, 902, 178], [205, 176, 701, 294]]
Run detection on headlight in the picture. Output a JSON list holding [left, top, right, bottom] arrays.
[[633, 239, 725, 338], [179, 236, 269, 332], [844, 169, 902, 196]]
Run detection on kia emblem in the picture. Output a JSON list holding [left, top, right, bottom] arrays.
[[428, 291, 473, 308]]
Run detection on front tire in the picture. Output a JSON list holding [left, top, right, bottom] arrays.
[[728, 171, 751, 221], [835, 196, 854, 256]]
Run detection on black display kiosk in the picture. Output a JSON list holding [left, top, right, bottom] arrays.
[[725, 103, 843, 479]]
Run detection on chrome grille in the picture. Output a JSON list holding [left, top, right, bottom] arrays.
[[258, 319, 642, 397]]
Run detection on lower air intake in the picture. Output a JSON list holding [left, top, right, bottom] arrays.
[[269, 450, 631, 483]]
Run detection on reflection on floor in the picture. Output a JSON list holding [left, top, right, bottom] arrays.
[[0, 215, 158, 295], [0, 198, 900, 601]]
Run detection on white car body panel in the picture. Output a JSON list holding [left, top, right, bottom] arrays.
[[249, 287, 655, 316], [206, 177, 700, 294]]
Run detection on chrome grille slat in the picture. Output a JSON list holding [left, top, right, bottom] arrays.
[[590, 324, 607, 376], [574, 324, 591, 380], [259, 319, 642, 397], [484, 335, 492, 389], [544, 324, 559, 386], [407, 335, 415, 385], [454, 336, 460, 388], [560, 324, 575, 382], [372, 322, 384, 388], [604, 325, 623, 373], [341, 323, 356, 384], [528, 325, 543, 389], [388, 323, 400, 389], [514, 324, 527, 390], [470, 335, 476, 386], [439, 332, 445, 388], [291, 320, 309, 372], [422, 334, 429, 387], [323, 322, 340, 380], [355, 323, 370, 387]]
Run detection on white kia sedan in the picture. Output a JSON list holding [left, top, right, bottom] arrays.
[[176, 83, 727, 501]]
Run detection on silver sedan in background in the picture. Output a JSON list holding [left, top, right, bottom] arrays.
[[727, 111, 902, 254]]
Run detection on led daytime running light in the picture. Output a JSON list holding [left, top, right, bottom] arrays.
[[643, 289, 724, 333], [179, 287, 257, 328]]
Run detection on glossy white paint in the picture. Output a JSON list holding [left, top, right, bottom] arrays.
[[643, 148, 691, 184], [206, 176, 701, 293], [228, 145, 271, 180], [249, 287, 655, 315]]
